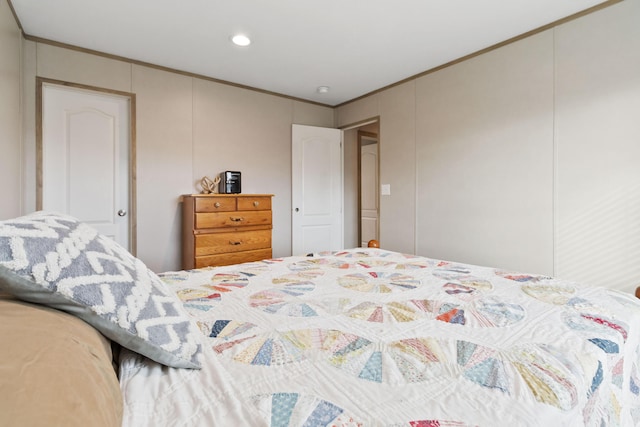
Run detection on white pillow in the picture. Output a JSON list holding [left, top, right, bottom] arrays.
[[0, 211, 203, 369]]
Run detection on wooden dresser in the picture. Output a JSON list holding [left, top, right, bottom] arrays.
[[181, 194, 273, 269]]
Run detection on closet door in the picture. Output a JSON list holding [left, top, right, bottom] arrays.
[[40, 82, 133, 251]]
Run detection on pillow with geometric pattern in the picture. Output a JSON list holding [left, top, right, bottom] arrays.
[[0, 211, 203, 369]]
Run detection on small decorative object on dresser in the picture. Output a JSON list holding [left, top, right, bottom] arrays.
[[181, 194, 273, 268], [218, 170, 241, 194], [199, 175, 220, 194]]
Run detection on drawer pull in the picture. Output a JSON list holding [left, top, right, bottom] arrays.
[[230, 216, 245, 222], [229, 240, 243, 246], [253, 201, 260, 207], [214, 202, 221, 208]]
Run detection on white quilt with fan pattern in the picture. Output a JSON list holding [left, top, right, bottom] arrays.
[[119, 249, 640, 426]]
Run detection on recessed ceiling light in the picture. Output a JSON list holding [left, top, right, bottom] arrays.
[[317, 86, 330, 94], [231, 34, 251, 47]]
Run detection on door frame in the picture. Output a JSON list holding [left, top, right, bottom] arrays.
[[36, 77, 138, 254], [339, 117, 380, 248], [357, 130, 380, 246]]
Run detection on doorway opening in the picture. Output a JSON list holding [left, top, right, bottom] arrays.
[[358, 130, 379, 247], [341, 119, 379, 248]]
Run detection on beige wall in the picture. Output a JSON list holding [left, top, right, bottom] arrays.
[[19, 42, 334, 272], [415, 31, 554, 275], [554, 0, 640, 292], [0, 0, 21, 219], [337, 0, 640, 292], [343, 127, 359, 248], [378, 82, 416, 254]]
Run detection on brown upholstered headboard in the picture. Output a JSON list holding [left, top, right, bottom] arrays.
[[0, 294, 123, 427]]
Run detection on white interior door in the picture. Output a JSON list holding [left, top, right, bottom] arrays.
[[41, 83, 131, 250], [292, 124, 343, 255], [360, 141, 379, 246]]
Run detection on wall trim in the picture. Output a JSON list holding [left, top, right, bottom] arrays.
[[334, 0, 623, 108], [21, 33, 332, 109], [8, 0, 623, 110]]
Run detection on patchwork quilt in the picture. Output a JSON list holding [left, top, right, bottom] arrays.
[[119, 249, 640, 426]]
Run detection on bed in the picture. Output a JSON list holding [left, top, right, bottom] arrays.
[[2, 212, 640, 426]]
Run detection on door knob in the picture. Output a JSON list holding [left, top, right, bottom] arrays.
[[295, 208, 299, 212], [117, 209, 127, 217]]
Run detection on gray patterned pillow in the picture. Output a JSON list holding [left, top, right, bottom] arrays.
[[0, 211, 203, 369]]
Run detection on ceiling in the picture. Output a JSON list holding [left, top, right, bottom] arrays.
[[10, 0, 612, 106]]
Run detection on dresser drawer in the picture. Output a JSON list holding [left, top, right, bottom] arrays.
[[195, 197, 236, 212], [195, 210, 271, 229], [195, 248, 272, 268], [237, 196, 271, 211], [182, 193, 273, 270], [195, 230, 271, 256]]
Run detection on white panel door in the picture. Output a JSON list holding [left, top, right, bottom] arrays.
[[360, 142, 379, 246], [42, 84, 131, 249], [292, 124, 343, 255]]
